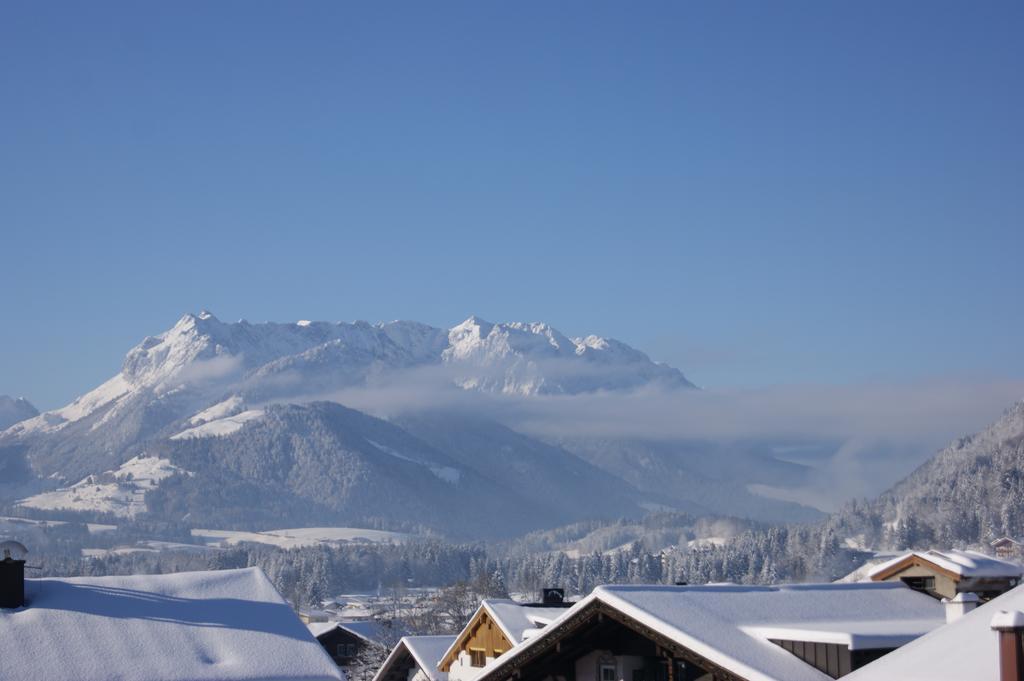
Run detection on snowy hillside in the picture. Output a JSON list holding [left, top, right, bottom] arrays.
[[18, 455, 190, 518], [830, 400, 1024, 550]]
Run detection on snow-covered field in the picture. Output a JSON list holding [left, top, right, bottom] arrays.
[[82, 540, 222, 558], [191, 526, 409, 549], [17, 455, 189, 517], [366, 439, 461, 483], [170, 409, 264, 440]]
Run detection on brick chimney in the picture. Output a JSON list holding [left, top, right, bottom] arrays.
[[991, 610, 1024, 681], [943, 591, 980, 623], [0, 541, 28, 609]]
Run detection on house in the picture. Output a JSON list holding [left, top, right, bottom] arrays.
[[0, 562, 343, 681], [310, 619, 407, 670], [867, 549, 1023, 601], [373, 635, 456, 681], [843, 583, 1024, 681], [302, 609, 333, 623], [439, 590, 574, 681], [991, 536, 1022, 559], [469, 582, 947, 681]]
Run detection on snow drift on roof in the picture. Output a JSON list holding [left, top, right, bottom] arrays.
[[844, 583, 1024, 681], [373, 635, 455, 681], [0, 567, 343, 681], [483, 599, 573, 645], [868, 549, 1023, 579], [404, 635, 456, 681], [477, 582, 945, 681]]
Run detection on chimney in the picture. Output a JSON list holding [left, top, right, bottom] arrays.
[[991, 610, 1024, 681], [541, 588, 565, 605], [943, 592, 980, 623], [0, 541, 28, 609]]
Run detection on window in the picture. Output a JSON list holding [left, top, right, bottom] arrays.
[[470, 649, 486, 667], [600, 664, 617, 681], [900, 576, 936, 594]]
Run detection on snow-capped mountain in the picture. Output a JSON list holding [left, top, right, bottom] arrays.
[[5, 311, 691, 441], [124, 310, 693, 395], [0, 312, 816, 536], [0, 396, 37, 430], [445, 316, 694, 394]]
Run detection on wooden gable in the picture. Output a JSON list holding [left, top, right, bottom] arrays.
[[439, 607, 513, 671], [870, 554, 962, 583]]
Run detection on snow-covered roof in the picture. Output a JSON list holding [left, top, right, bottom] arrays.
[[0, 567, 343, 681], [475, 583, 946, 681], [991, 536, 1021, 546], [373, 635, 455, 681], [338, 619, 408, 645], [844, 583, 1024, 681], [308, 621, 342, 638], [483, 599, 571, 645], [438, 599, 571, 669], [868, 549, 1023, 580]]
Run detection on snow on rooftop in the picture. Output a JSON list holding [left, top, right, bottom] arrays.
[[0, 567, 343, 681], [307, 621, 341, 638], [373, 635, 455, 681], [742, 618, 942, 650], [477, 582, 945, 681], [483, 599, 573, 645], [438, 599, 574, 672], [868, 549, 1024, 579], [844, 584, 1024, 681], [338, 619, 408, 645]]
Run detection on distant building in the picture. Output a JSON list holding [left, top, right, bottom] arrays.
[[310, 619, 407, 671], [439, 590, 574, 681], [374, 635, 456, 681], [0, 565, 343, 681], [868, 549, 1023, 601], [301, 609, 333, 624], [991, 536, 1022, 559], [470, 582, 946, 681]]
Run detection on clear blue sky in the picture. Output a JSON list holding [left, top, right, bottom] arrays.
[[2, 1, 1022, 409]]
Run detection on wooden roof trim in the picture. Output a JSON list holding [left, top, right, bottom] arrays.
[[474, 598, 748, 681], [870, 554, 962, 582], [438, 606, 513, 672]]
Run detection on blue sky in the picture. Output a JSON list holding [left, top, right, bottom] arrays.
[[2, 1, 1022, 409]]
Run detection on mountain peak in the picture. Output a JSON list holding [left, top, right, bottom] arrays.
[[452, 315, 494, 331], [0, 395, 40, 431]]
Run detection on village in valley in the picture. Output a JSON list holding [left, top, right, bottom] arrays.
[[4, 534, 1024, 681]]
